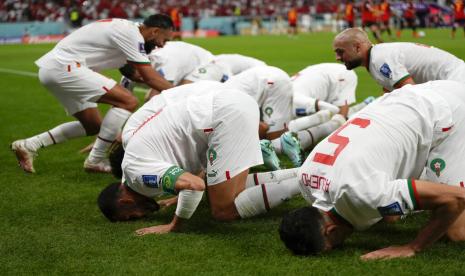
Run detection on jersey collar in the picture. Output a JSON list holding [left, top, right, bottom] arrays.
[[365, 45, 373, 72]]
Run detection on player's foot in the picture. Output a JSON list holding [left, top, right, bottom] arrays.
[[260, 139, 281, 171], [79, 142, 95, 154], [83, 157, 112, 173], [280, 132, 303, 167], [363, 96, 376, 105], [11, 139, 37, 173]]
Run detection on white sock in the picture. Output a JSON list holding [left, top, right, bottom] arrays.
[[271, 138, 282, 154], [245, 168, 299, 188], [296, 129, 314, 150], [348, 102, 368, 117], [88, 107, 131, 162], [26, 121, 86, 151], [234, 178, 300, 218], [303, 114, 346, 150], [288, 110, 332, 133]]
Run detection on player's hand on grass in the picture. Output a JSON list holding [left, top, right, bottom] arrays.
[[135, 223, 176, 235], [157, 196, 178, 208], [361, 245, 415, 260]]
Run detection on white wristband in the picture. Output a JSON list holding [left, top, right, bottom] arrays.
[[175, 190, 204, 219]]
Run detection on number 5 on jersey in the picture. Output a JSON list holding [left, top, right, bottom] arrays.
[[313, 118, 371, 166]]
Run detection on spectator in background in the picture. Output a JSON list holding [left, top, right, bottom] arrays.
[[452, 0, 465, 38]]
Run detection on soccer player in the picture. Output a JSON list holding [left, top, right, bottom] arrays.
[[360, 0, 383, 43], [398, 0, 418, 38], [379, 0, 393, 38], [333, 28, 465, 92], [344, 0, 356, 28], [280, 80, 465, 260], [10, 15, 174, 173], [285, 63, 375, 154], [451, 0, 465, 39], [98, 82, 301, 234], [213, 54, 267, 76]]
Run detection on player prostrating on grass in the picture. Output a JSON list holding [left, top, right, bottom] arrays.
[[98, 82, 301, 234], [280, 80, 465, 260], [11, 14, 174, 173], [333, 28, 465, 92]]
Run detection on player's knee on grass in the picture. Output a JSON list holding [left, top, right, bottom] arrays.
[[83, 122, 101, 136], [210, 205, 238, 221], [279, 207, 326, 255]]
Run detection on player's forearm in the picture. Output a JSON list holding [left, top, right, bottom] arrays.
[[408, 194, 465, 252], [144, 74, 173, 92]]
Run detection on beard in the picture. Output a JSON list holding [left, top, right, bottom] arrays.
[[344, 57, 362, 70]]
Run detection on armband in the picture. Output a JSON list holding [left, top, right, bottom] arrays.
[[161, 166, 185, 195]]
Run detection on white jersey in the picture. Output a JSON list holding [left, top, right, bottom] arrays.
[[368, 42, 465, 91], [298, 81, 465, 230], [149, 41, 215, 85], [292, 63, 357, 115], [36, 19, 149, 72], [122, 83, 263, 197], [214, 54, 266, 75], [224, 66, 293, 132]]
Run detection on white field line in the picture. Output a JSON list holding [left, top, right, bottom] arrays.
[[0, 67, 148, 94]]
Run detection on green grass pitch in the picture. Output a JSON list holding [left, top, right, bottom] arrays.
[[1, 29, 465, 274]]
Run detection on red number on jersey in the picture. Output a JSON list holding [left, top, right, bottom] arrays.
[[313, 118, 371, 166]]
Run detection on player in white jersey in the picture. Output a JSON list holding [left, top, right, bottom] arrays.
[[280, 80, 465, 260], [333, 28, 465, 91], [214, 54, 267, 75], [98, 83, 301, 234], [285, 63, 374, 157], [11, 15, 174, 173]]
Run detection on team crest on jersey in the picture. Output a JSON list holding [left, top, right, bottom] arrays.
[[208, 148, 217, 166], [138, 42, 146, 54], [142, 175, 159, 188], [377, 202, 404, 216], [264, 107, 273, 117], [380, 63, 392, 79], [430, 158, 446, 177]]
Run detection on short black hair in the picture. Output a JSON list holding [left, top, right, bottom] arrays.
[[98, 182, 122, 222], [109, 143, 125, 179], [143, 14, 174, 30], [279, 206, 326, 255], [119, 63, 136, 80]]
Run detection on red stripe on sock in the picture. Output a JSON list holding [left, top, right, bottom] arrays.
[[67, 65, 71, 72], [442, 126, 453, 132], [226, 171, 231, 180], [254, 173, 259, 185], [460, 182, 464, 188], [306, 129, 314, 147], [47, 131, 57, 144], [97, 136, 114, 143], [203, 128, 214, 133], [261, 184, 271, 211]]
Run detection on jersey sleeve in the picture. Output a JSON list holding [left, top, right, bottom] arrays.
[[372, 50, 410, 91], [110, 21, 150, 65]]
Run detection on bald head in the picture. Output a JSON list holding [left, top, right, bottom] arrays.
[[332, 28, 373, 70]]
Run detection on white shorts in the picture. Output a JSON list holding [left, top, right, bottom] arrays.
[[185, 62, 231, 83], [38, 63, 116, 115]]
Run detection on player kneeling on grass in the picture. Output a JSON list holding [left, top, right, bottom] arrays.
[[280, 80, 465, 260], [11, 14, 174, 173], [98, 83, 301, 234]]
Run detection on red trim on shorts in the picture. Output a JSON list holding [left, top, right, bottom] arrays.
[[102, 86, 110, 93], [203, 128, 214, 133], [411, 179, 422, 209], [267, 81, 274, 85], [442, 126, 453, 132], [226, 171, 231, 180], [67, 65, 71, 72], [47, 131, 57, 144], [97, 136, 114, 143], [254, 173, 259, 185], [97, 19, 113, 22], [460, 181, 464, 188], [132, 108, 164, 136], [260, 184, 271, 211]]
